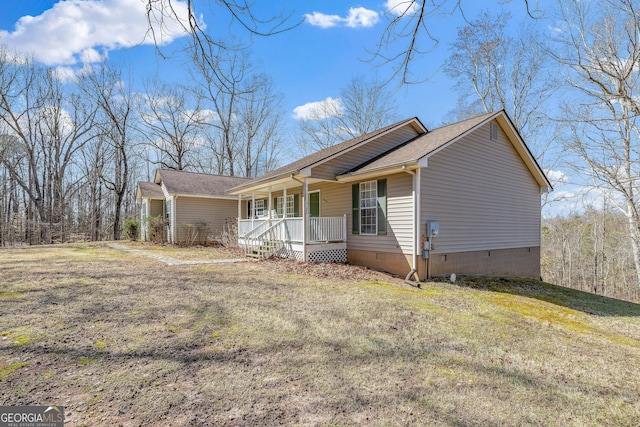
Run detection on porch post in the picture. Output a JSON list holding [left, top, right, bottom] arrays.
[[283, 187, 287, 219], [237, 194, 241, 236], [343, 214, 347, 243], [303, 178, 309, 262], [251, 192, 256, 227], [268, 187, 273, 222]]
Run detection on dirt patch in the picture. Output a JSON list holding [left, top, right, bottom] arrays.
[[260, 256, 401, 283]]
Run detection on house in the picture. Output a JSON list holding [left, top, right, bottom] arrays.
[[227, 110, 551, 280], [136, 169, 251, 244]]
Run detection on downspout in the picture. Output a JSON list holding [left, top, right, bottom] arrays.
[[303, 178, 308, 262], [403, 166, 420, 288]]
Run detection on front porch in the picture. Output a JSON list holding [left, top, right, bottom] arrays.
[[238, 215, 347, 262]]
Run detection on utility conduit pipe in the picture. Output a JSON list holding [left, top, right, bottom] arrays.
[[404, 268, 420, 288]]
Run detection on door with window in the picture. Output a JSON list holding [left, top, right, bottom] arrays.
[[309, 191, 320, 218], [309, 190, 321, 241]]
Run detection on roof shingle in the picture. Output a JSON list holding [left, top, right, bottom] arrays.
[[137, 181, 164, 199], [155, 169, 252, 197]]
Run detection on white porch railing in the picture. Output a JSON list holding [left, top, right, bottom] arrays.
[[242, 219, 285, 259], [238, 219, 268, 236], [239, 216, 345, 243], [238, 215, 346, 259], [309, 217, 345, 242]]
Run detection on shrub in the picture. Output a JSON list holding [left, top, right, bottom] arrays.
[[215, 217, 238, 247], [123, 219, 140, 241], [145, 215, 168, 243], [180, 221, 209, 245]]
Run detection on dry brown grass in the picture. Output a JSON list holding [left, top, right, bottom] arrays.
[[1, 243, 640, 426]]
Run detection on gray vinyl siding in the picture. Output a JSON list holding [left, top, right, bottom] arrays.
[[421, 120, 541, 253], [150, 199, 163, 217], [175, 197, 238, 242], [311, 126, 420, 180], [309, 172, 414, 254]]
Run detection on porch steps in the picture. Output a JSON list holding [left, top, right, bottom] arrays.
[[244, 241, 282, 260]]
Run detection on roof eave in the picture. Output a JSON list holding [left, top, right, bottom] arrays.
[[226, 171, 302, 195], [494, 113, 553, 191], [335, 161, 420, 183]]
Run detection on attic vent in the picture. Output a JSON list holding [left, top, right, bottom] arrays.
[[490, 122, 499, 141]]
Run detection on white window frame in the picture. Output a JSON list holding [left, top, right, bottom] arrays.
[[359, 180, 377, 235], [276, 195, 295, 217], [248, 199, 266, 218]]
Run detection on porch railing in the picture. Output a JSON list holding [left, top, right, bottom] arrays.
[[239, 216, 345, 243], [242, 219, 286, 259], [238, 219, 268, 236], [309, 217, 345, 242]]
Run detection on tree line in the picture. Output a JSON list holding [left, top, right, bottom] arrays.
[[0, 45, 287, 245]]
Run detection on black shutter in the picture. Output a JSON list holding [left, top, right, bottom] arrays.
[[352, 183, 360, 234], [293, 194, 300, 217], [377, 179, 387, 235]]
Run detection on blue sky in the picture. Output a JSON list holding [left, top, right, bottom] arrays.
[[0, 0, 538, 129], [0, 0, 578, 215]]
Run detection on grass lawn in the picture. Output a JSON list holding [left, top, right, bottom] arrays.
[[1, 243, 639, 426]]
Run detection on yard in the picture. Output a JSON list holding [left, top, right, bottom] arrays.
[[1, 243, 640, 426]]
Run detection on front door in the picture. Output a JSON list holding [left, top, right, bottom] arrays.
[[309, 191, 320, 217]]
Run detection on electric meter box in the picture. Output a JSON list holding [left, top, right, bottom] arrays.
[[426, 221, 440, 238]]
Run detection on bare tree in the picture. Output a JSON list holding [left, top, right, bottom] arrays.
[[235, 73, 284, 177], [144, 0, 301, 87], [0, 51, 96, 243], [0, 134, 23, 246], [370, 1, 542, 84], [443, 10, 554, 141], [550, 0, 640, 288], [296, 76, 399, 154], [78, 65, 134, 240], [192, 43, 284, 177], [542, 208, 638, 302], [138, 80, 206, 171]]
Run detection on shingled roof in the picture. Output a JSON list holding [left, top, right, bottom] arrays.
[[154, 169, 252, 198], [137, 181, 164, 199], [229, 116, 425, 191]]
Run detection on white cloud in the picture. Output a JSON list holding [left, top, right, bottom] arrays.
[[0, 0, 192, 66], [545, 169, 568, 185], [384, 0, 419, 16], [304, 12, 343, 29], [293, 97, 343, 120], [305, 7, 379, 29], [344, 7, 380, 28]]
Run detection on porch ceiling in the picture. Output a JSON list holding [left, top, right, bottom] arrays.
[[229, 173, 334, 197]]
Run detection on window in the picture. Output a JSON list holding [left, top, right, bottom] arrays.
[[276, 194, 298, 217], [247, 199, 266, 218], [352, 179, 386, 235], [360, 181, 377, 235]]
